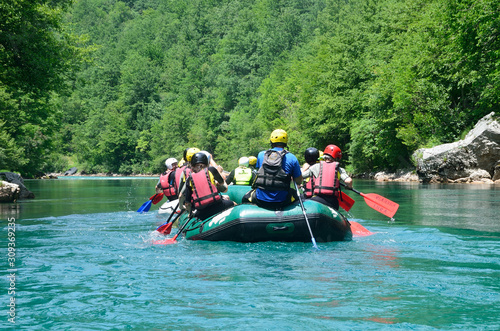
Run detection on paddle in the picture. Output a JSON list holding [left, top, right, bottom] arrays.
[[156, 202, 182, 235], [294, 181, 319, 249], [338, 191, 355, 212], [151, 192, 164, 204], [349, 220, 374, 236], [156, 210, 184, 235], [343, 185, 399, 218], [154, 215, 196, 245], [136, 193, 163, 213]]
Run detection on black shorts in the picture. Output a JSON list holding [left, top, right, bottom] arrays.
[[310, 194, 339, 210], [242, 188, 298, 210]]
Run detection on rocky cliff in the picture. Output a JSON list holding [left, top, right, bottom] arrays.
[[412, 112, 500, 183]]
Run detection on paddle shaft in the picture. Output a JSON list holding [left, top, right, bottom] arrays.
[[169, 215, 195, 242], [156, 201, 181, 232], [294, 181, 318, 249], [165, 201, 180, 223]]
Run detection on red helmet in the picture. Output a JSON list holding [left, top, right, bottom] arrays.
[[323, 145, 342, 160]]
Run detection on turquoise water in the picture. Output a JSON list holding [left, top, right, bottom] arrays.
[[2, 178, 500, 329]]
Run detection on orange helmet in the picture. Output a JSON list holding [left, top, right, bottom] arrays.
[[323, 145, 342, 160]]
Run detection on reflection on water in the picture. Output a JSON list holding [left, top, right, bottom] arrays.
[[1, 177, 158, 219], [342, 181, 500, 233]]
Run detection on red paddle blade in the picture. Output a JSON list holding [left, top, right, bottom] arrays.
[[361, 193, 399, 218], [153, 234, 179, 245], [150, 193, 164, 204], [156, 222, 173, 235], [338, 192, 355, 212], [349, 221, 374, 237]]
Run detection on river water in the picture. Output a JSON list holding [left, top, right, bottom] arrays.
[[1, 177, 499, 329]]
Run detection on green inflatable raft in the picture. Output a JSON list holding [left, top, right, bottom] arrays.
[[175, 185, 353, 243]]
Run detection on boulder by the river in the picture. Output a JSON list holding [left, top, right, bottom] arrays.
[[0, 172, 35, 199], [64, 167, 78, 176], [413, 112, 500, 183], [0, 181, 20, 202]]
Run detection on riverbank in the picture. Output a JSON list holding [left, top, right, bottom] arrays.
[[42, 170, 500, 184], [358, 170, 500, 184]]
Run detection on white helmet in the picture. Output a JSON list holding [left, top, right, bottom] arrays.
[[200, 151, 211, 165], [238, 157, 249, 167], [165, 158, 178, 170]]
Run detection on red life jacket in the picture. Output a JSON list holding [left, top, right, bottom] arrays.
[[313, 161, 340, 196], [175, 166, 191, 192], [304, 176, 315, 198], [189, 169, 221, 209], [159, 170, 176, 197]]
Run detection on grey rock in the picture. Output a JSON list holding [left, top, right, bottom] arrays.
[[64, 167, 78, 176], [0, 172, 35, 199], [413, 112, 500, 183], [0, 181, 20, 202]]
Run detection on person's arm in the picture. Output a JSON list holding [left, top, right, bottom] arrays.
[[301, 167, 312, 179], [225, 170, 235, 185], [255, 151, 264, 169], [209, 167, 228, 193], [339, 167, 353, 189], [291, 155, 303, 184], [177, 177, 190, 210], [168, 171, 176, 185], [207, 153, 225, 176], [155, 178, 163, 193]]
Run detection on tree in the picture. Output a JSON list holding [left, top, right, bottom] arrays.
[[0, 0, 83, 176]]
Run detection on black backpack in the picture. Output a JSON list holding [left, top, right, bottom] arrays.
[[253, 149, 291, 191]]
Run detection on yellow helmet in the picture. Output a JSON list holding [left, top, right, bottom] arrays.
[[248, 156, 257, 166], [270, 129, 288, 144], [185, 147, 200, 162]]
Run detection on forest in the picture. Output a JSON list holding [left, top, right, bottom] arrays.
[[1, 0, 499, 177]]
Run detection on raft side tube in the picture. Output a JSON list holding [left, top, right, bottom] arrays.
[[182, 200, 352, 243]]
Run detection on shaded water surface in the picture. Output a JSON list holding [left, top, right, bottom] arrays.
[[1, 178, 499, 329]]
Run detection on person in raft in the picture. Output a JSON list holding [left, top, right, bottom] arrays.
[[179, 152, 236, 220], [248, 156, 258, 174], [200, 150, 226, 180], [173, 147, 199, 197], [300, 147, 320, 199], [156, 157, 179, 201], [301, 144, 353, 210], [242, 129, 303, 209], [177, 147, 190, 167], [225, 157, 256, 186]]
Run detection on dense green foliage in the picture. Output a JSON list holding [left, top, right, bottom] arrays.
[[2, 0, 498, 177], [0, 0, 87, 176]]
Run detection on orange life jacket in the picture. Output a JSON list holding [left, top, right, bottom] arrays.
[[190, 169, 221, 209]]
